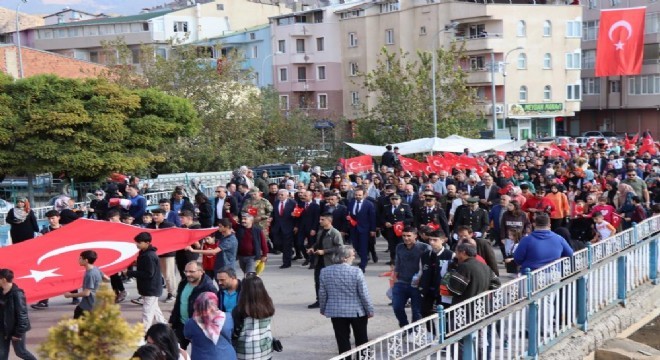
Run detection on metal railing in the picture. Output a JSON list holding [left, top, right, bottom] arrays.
[[331, 215, 660, 360]]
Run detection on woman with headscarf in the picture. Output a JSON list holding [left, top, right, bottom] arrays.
[[184, 292, 236, 360], [617, 183, 636, 229], [5, 197, 38, 244]]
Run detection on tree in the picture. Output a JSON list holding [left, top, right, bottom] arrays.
[[355, 43, 482, 144], [0, 74, 199, 193], [38, 284, 143, 359]]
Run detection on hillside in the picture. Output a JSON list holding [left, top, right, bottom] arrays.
[[0, 7, 44, 34]]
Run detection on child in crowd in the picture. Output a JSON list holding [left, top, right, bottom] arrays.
[[141, 212, 153, 228], [592, 211, 616, 243], [504, 229, 522, 274]]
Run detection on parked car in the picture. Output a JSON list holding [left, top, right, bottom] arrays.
[[582, 131, 623, 139]]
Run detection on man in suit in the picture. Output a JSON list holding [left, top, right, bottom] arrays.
[[415, 191, 450, 239], [322, 192, 349, 240], [270, 189, 297, 269], [307, 213, 343, 309], [348, 188, 377, 272], [211, 186, 238, 224], [296, 190, 321, 266], [319, 245, 374, 357], [470, 174, 501, 210], [590, 152, 607, 175], [381, 194, 414, 265]]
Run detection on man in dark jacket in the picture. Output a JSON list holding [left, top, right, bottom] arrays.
[[168, 261, 216, 350], [147, 209, 176, 303], [0, 268, 37, 360], [126, 232, 165, 330], [447, 243, 500, 305]]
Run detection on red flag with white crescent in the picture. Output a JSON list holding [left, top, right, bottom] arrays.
[[498, 162, 515, 178], [425, 155, 451, 173], [544, 144, 570, 160], [638, 133, 657, 155], [0, 219, 215, 303], [398, 156, 425, 173], [595, 7, 646, 77], [343, 155, 373, 173]]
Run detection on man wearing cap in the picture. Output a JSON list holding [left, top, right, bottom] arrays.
[[241, 187, 273, 231], [381, 193, 413, 265], [452, 197, 489, 239], [415, 191, 450, 238]]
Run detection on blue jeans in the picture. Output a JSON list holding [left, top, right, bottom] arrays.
[[392, 282, 422, 327], [0, 334, 37, 360]]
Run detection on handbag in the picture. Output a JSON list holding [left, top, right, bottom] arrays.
[[272, 338, 283, 352]]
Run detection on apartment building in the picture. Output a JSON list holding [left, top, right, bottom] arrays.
[[10, 1, 287, 66], [580, 0, 660, 135], [337, 0, 582, 140], [269, 2, 351, 126], [43, 8, 108, 26]]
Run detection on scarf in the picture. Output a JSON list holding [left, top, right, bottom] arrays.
[[193, 292, 226, 344], [12, 207, 27, 223]]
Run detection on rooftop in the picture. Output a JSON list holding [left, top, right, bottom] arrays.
[[29, 9, 176, 30]]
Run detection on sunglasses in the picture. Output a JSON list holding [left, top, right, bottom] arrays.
[[95, 193, 103, 196]]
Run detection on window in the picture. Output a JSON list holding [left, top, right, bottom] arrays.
[[254, 72, 260, 86], [131, 48, 140, 64], [519, 86, 528, 102], [385, 29, 394, 44], [543, 53, 552, 69], [217, 4, 224, 10], [611, 0, 620, 6], [349, 62, 359, 76], [543, 20, 552, 37], [582, 50, 595, 69], [543, 85, 552, 101], [142, 23, 149, 31], [517, 20, 526, 37], [278, 40, 286, 53], [380, 1, 400, 13], [475, 87, 486, 100], [296, 39, 305, 53], [85, 26, 98, 36], [420, 26, 427, 35], [517, 53, 527, 69], [349, 32, 358, 47], [468, 24, 486, 38], [469, 56, 485, 70], [299, 94, 309, 109], [583, 78, 601, 95], [350, 91, 360, 106], [588, 0, 597, 9], [252, 46, 258, 59], [89, 51, 99, 63], [316, 37, 325, 51], [68, 27, 80, 37], [317, 65, 326, 80], [314, 11, 323, 23], [567, 83, 582, 100], [279, 68, 288, 82], [583, 20, 599, 41], [318, 94, 328, 109], [610, 80, 621, 93], [279, 95, 289, 110], [566, 20, 582, 38], [173, 21, 188, 32], [565, 51, 581, 69], [646, 12, 660, 34], [297, 67, 307, 82], [628, 75, 660, 95]]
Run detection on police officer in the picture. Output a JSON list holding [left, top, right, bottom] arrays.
[[414, 191, 450, 239], [381, 193, 414, 265], [453, 197, 489, 240]]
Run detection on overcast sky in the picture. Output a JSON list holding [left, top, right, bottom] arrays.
[[11, 0, 170, 16]]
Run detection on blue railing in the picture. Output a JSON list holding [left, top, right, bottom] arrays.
[[330, 215, 660, 360]]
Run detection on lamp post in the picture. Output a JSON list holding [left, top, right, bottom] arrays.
[[431, 22, 459, 139], [16, 0, 27, 79], [502, 46, 524, 128], [260, 51, 282, 88]]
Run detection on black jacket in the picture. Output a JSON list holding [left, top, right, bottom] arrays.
[[217, 279, 242, 313], [0, 284, 31, 339], [127, 245, 163, 297], [169, 274, 217, 327], [418, 247, 454, 301]]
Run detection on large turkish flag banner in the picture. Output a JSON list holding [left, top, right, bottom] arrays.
[[0, 219, 215, 303], [341, 155, 373, 173], [398, 156, 425, 173], [595, 7, 646, 77]]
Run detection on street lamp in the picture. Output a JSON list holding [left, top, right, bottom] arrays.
[[501, 46, 524, 130], [260, 51, 282, 88], [431, 22, 459, 139], [16, 0, 27, 79]]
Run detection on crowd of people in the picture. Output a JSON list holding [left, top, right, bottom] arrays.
[[2, 134, 660, 359]]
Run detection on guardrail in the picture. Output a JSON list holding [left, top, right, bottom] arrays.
[[330, 215, 660, 360]]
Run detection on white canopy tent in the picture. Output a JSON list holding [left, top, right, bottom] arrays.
[[345, 135, 524, 156]]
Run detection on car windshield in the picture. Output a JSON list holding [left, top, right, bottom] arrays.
[[601, 131, 618, 137]]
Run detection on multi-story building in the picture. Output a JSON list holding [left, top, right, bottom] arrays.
[[8, 1, 288, 67], [42, 8, 108, 26], [580, 1, 660, 135], [269, 2, 351, 127], [337, 0, 582, 140]]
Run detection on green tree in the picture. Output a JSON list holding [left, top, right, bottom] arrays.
[[355, 43, 481, 144], [0, 74, 199, 194], [39, 284, 143, 360]]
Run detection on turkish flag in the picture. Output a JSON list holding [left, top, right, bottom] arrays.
[[341, 155, 373, 173], [399, 156, 425, 173], [292, 206, 304, 218], [498, 163, 515, 178], [247, 207, 258, 216], [595, 7, 646, 77], [545, 145, 570, 160], [0, 219, 215, 303], [393, 221, 404, 237], [425, 155, 451, 173], [638, 133, 657, 155]]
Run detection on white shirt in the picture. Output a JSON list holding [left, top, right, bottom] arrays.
[[216, 197, 225, 219]]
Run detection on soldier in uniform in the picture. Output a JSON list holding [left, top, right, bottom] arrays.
[[241, 187, 274, 240], [452, 197, 489, 244], [414, 191, 450, 240], [381, 193, 414, 265]]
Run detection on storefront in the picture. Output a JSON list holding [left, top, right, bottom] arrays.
[[504, 103, 566, 140]]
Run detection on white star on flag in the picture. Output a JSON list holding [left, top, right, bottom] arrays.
[[19, 268, 62, 283], [614, 41, 625, 50]]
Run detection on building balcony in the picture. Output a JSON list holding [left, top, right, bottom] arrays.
[[290, 80, 314, 92], [466, 69, 492, 84], [290, 52, 313, 64], [455, 34, 503, 52], [474, 103, 504, 116], [289, 23, 314, 37]]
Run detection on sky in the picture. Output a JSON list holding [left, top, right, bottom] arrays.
[[7, 0, 170, 16]]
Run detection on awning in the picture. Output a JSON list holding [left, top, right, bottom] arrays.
[[345, 135, 523, 156]]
